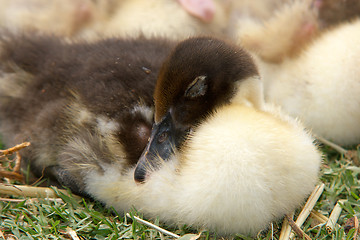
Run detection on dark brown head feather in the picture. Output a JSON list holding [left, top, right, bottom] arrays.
[[154, 37, 258, 125]]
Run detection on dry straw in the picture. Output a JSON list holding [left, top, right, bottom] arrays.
[[325, 199, 347, 233], [0, 183, 78, 199], [126, 213, 180, 238], [279, 183, 325, 240]]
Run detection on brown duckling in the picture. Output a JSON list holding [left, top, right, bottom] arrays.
[[0, 33, 174, 196]]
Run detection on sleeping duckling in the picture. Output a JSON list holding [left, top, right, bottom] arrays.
[[253, 19, 360, 145], [0, 35, 321, 236], [134, 36, 263, 181], [0, 33, 175, 195], [127, 38, 321, 235]]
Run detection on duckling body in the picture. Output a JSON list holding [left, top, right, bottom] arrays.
[[0, 35, 321, 236], [256, 19, 360, 145], [0, 34, 174, 195]]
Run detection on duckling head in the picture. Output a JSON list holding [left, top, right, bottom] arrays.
[[135, 37, 263, 182]]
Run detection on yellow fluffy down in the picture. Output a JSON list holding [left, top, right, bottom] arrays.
[[85, 103, 321, 236], [259, 19, 360, 145]]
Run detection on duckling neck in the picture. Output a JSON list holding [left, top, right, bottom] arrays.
[[230, 75, 265, 110]]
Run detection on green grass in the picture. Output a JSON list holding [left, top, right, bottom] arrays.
[[1, 137, 360, 239], [0, 193, 203, 239]]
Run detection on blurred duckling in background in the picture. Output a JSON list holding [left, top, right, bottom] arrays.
[[245, 19, 360, 145], [226, 0, 289, 39], [0, 0, 311, 42], [0, 35, 321, 236], [102, 0, 230, 40], [238, 0, 319, 63], [105, 0, 301, 41], [0, 0, 230, 41], [0, 0, 114, 38]]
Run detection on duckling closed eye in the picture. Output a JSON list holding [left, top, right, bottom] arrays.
[[184, 75, 208, 98], [135, 37, 263, 182]]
